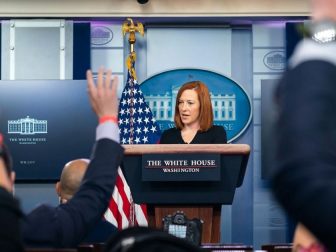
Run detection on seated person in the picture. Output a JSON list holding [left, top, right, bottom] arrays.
[[160, 81, 227, 144], [21, 68, 124, 248], [56, 158, 117, 243], [0, 135, 24, 252]]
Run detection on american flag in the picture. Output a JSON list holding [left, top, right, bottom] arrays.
[[104, 64, 161, 229]]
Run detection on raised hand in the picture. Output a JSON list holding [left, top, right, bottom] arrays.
[[86, 67, 119, 119]]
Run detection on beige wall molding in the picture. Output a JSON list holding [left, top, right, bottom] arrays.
[[0, 0, 310, 17]]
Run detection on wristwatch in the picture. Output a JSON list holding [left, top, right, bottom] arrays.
[[309, 20, 336, 43]]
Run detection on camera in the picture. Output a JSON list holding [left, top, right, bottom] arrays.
[[163, 211, 203, 246]]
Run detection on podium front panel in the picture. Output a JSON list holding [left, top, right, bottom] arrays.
[[121, 145, 249, 204]]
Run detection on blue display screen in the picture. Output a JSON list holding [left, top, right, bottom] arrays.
[[0, 80, 97, 181]]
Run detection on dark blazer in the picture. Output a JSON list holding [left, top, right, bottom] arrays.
[[83, 219, 117, 243], [22, 139, 124, 248], [0, 187, 24, 252], [272, 60, 336, 251], [160, 125, 227, 144]]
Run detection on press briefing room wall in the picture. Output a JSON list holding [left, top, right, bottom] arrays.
[[0, 0, 308, 248]]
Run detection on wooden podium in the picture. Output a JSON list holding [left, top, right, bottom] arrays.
[[122, 144, 250, 243]]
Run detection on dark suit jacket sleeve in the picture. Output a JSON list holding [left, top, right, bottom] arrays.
[[272, 60, 336, 251], [23, 139, 124, 248], [0, 187, 24, 252]]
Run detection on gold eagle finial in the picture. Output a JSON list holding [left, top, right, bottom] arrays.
[[122, 18, 144, 52], [122, 18, 144, 80]]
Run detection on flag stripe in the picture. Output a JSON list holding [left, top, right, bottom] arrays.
[[115, 170, 131, 221], [104, 203, 117, 227], [135, 203, 148, 226]]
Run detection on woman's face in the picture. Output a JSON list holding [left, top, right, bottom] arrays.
[[178, 89, 200, 128]]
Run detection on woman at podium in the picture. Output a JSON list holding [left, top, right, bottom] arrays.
[[160, 81, 227, 144]]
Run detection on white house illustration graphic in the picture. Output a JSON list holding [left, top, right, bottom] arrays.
[[145, 85, 236, 121], [8, 116, 48, 135], [264, 51, 285, 70]]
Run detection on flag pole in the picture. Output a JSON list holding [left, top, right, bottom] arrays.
[[121, 18, 145, 227]]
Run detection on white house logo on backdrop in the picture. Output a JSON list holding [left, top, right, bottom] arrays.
[[140, 69, 252, 143], [263, 51, 285, 70], [145, 87, 236, 122], [91, 26, 114, 45], [7, 116, 47, 145], [8, 116, 47, 135]]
